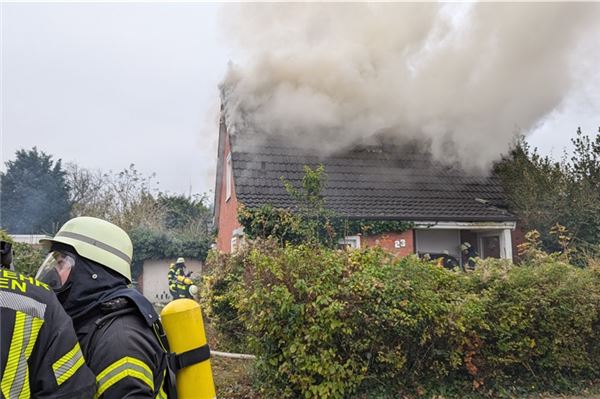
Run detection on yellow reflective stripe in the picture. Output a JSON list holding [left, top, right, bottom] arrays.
[[52, 342, 85, 385], [155, 370, 167, 399], [156, 381, 167, 399], [1, 311, 44, 399], [94, 356, 154, 398]]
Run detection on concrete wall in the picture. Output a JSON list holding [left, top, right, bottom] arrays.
[[141, 259, 203, 304]]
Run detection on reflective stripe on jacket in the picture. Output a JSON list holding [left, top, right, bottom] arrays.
[[167, 265, 190, 299], [77, 301, 168, 398], [0, 270, 96, 399]]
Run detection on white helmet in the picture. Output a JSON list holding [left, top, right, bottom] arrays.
[[460, 242, 472, 252], [39, 216, 133, 282]]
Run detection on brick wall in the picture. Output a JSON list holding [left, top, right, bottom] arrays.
[[361, 229, 415, 256], [216, 134, 242, 253], [511, 223, 527, 263]]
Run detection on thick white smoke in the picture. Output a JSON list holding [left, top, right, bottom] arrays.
[[220, 3, 600, 171]]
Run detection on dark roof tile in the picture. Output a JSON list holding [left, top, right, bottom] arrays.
[[230, 137, 515, 222]]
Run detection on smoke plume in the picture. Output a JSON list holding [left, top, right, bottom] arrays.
[[220, 3, 600, 171]]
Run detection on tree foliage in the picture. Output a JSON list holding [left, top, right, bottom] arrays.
[[66, 163, 215, 269], [0, 148, 70, 234], [158, 193, 213, 236], [67, 163, 164, 231], [0, 148, 214, 276], [495, 128, 600, 258]]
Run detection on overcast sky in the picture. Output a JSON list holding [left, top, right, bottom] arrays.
[[2, 3, 231, 197], [2, 3, 599, 199]]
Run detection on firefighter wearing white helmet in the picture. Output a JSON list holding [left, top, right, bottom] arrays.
[[167, 257, 193, 299], [36, 217, 170, 398], [459, 241, 479, 271]]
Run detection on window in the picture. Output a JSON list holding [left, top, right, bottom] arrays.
[[338, 235, 361, 250], [480, 235, 501, 259], [225, 152, 232, 201]]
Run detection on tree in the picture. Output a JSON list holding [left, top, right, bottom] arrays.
[[66, 164, 216, 277], [495, 129, 600, 258], [0, 147, 70, 234], [66, 163, 164, 231], [158, 194, 213, 236]]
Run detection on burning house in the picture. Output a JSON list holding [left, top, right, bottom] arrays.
[[210, 3, 595, 265], [213, 111, 519, 266]]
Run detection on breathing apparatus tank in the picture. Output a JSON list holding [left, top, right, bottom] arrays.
[[161, 299, 216, 398]]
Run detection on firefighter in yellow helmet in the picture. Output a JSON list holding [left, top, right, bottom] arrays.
[[35, 217, 170, 398], [167, 257, 193, 300], [1, 240, 96, 398]]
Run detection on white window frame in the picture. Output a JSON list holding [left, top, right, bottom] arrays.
[[477, 229, 512, 260], [338, 235, 361, 250], [225, 152, 232, 202]]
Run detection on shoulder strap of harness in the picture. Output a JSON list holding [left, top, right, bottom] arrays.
[[151, 320, 178, 399]]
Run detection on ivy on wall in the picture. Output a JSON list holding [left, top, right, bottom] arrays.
[[237, 165, 413, 247]]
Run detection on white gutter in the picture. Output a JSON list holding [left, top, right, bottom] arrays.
[[413, 221, 516, 230]]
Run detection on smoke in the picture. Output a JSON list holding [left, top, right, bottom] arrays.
[[220, 3, 600, 171]]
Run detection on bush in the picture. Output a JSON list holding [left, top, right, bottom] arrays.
[[204, 241, 600, 398], [0, 229, 45, 276], [12, 242, 46, 276], [129, 226, 212, 279]]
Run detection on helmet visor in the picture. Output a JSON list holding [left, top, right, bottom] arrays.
[[36, 250, 76, 290]]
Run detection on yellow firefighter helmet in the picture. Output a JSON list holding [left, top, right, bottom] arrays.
[[40, 216, 133, 282]]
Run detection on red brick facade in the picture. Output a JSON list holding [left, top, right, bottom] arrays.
[[216, 134, 242, 253], [511, 224, 527, 262], [361, 229, 415, 256]]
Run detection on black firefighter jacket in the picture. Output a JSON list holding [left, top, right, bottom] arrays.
[[76, 299, 168, 399], [56, 254, 168, 399], [0, 269, 96, 399]]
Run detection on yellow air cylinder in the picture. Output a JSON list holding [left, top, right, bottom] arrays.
[[161, 298, 216, 399]]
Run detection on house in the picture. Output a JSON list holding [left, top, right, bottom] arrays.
[[213, 112, 520, 266]]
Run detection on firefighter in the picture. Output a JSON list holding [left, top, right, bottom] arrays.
[[167, 257, 193, 299], [460, 241, 479, 270], [1, 241, 96, 398], [35, 217, 169, 398]]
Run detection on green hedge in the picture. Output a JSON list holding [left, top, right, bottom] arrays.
[[129, 227, 212, 280], [0, 229, 45, 276], [202, 241, 600, 398]]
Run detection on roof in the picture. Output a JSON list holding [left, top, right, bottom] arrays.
[[228, 134, 516, 222]]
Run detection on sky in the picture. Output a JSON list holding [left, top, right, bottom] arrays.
[[2, 3, 599, 199], [1, 3, 231, 197]]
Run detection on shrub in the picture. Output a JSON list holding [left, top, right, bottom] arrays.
[[0, 228, 46, 276], [203, 241, 600, 398]]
